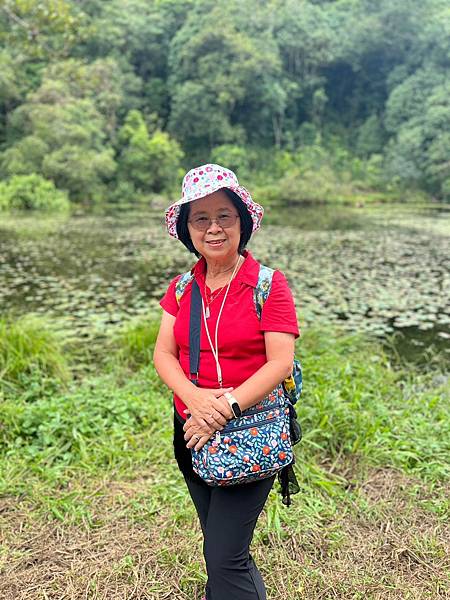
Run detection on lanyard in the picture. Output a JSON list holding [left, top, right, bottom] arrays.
[[201, 256, 241, 386]]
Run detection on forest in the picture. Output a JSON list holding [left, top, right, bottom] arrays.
[[1, 0, 450, 210]]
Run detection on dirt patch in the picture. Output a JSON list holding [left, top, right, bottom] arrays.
[[0, 468, 449, 600]]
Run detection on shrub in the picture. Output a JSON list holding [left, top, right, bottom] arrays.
[[0, 174, 70, 212]]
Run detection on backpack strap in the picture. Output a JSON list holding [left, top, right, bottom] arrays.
[[254, 264, 275, 320], [255, 264, 303, 406], [176, 263, 274, 315], [175, 270, 195, 305]]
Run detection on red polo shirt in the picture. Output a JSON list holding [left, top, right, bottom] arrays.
[[160, 251, 299, 420]]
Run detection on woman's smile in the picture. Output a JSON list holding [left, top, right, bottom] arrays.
[[205, 238, 226, 247]]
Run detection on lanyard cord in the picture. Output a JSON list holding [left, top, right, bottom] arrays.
[[201, 255, 242, 386]]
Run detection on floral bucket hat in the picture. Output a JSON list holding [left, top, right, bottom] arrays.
[[165, 163, 264, 239]]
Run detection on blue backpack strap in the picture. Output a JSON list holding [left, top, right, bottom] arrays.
[[255, 264, 302, 405], [254, 264, 274, 320], [175, 270, 195, 305]]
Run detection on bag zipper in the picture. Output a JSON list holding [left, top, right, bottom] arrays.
[[242, 401, 283, 416], [215, 415, 288, 443]]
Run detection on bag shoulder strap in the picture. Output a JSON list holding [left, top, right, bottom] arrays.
[[175, 270, 195, 305], [189, 279, 202, 385]]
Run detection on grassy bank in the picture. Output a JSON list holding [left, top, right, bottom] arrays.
[[0, 316, 449, 599]]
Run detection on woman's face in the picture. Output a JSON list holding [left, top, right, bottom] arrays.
[[187, 190, 241, 263]]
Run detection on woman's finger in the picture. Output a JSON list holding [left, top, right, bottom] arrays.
[[213, 396, 234, 420], [186, 433, 203, 448], [204, 412, 225, 429], [193, 434, 211, 452], [183, 427, 196, 441], [208, 409, 227, 426]]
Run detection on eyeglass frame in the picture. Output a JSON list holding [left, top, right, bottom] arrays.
[[188, 213, 240, 231]]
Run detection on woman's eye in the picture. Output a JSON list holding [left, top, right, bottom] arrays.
[[195, 216, 208, 223]]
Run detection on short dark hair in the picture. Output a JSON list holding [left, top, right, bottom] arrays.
[[175, 188, 254, 257]]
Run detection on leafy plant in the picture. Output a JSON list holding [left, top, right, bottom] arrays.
[[0, 174, 70, 212]]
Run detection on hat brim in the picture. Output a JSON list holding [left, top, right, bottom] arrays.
[[165, 185, 263, 239]]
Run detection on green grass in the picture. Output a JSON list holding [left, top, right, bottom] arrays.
[[109, 316, 160, 370], [1, 319, 448, 507], [0, 317, 449, 598], [0, 315, 71, 393]]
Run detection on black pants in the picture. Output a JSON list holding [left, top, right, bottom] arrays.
[[174, 412, 275, 600]]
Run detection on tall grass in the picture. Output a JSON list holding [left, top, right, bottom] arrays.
[[0, 315, 71, 393], [299, 329, 450, 482], [110, 317, 160, 370], [1, 319, 448, 503]]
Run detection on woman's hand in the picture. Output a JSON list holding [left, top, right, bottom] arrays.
[[183, 387, 234, 431], [183, 415, 215, 451]]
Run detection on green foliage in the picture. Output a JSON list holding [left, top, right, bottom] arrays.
[[116, 109, 183, 197], [0, 59, 125, 203], [252, 144, 387, 205], [1, 325, 448, 485], [1, 0, 450, 204], [441, 178, 450, 201], [300, 328, 450, 480], [111, 317, 160, 370], [385, 71, 450, 196], [0, 373, 161, 465], [168, 1, 285, 153], [210, 144, 250, 177], [0, 49, 24, 107], [355, 115, 386, 157], [0, 174, 70, 212], [0, 315, 70, 392], [119, 110, 183, 193], [0, 0, 87, 60]]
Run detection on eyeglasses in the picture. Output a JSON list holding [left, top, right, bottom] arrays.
[[188, 213, 239, 231]]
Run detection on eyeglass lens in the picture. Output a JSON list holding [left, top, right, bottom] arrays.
[[190, 214, 239, 231]]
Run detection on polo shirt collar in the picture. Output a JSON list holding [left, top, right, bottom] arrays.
[[193, 250, 260, 288]]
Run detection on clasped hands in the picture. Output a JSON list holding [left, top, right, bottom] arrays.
[[183, 387, 234, 451]]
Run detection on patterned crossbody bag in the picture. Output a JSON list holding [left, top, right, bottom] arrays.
[[176, 264, 302, 487]]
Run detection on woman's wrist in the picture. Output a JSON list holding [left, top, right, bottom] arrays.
[[223, 391, 242, 418], [179, 382, 201, 412]]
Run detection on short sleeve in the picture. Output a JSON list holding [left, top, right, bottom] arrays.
[[260, 270, 300, 338], [160, 275, 182, 317]]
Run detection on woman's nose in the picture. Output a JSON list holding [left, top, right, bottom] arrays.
[[206, 219, 223, 233]]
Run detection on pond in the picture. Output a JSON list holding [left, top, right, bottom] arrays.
[[0, 201, 449, 364]]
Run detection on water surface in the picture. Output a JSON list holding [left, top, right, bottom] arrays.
[[1, 202, 448, 363]]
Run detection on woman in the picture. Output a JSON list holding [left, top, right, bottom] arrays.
[[153, 163, 299, 600]]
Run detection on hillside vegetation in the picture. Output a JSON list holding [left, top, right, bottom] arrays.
[[1, 0, 450, 209]]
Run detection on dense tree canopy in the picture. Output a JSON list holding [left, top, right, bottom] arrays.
[[0, 0, 449, 204]]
